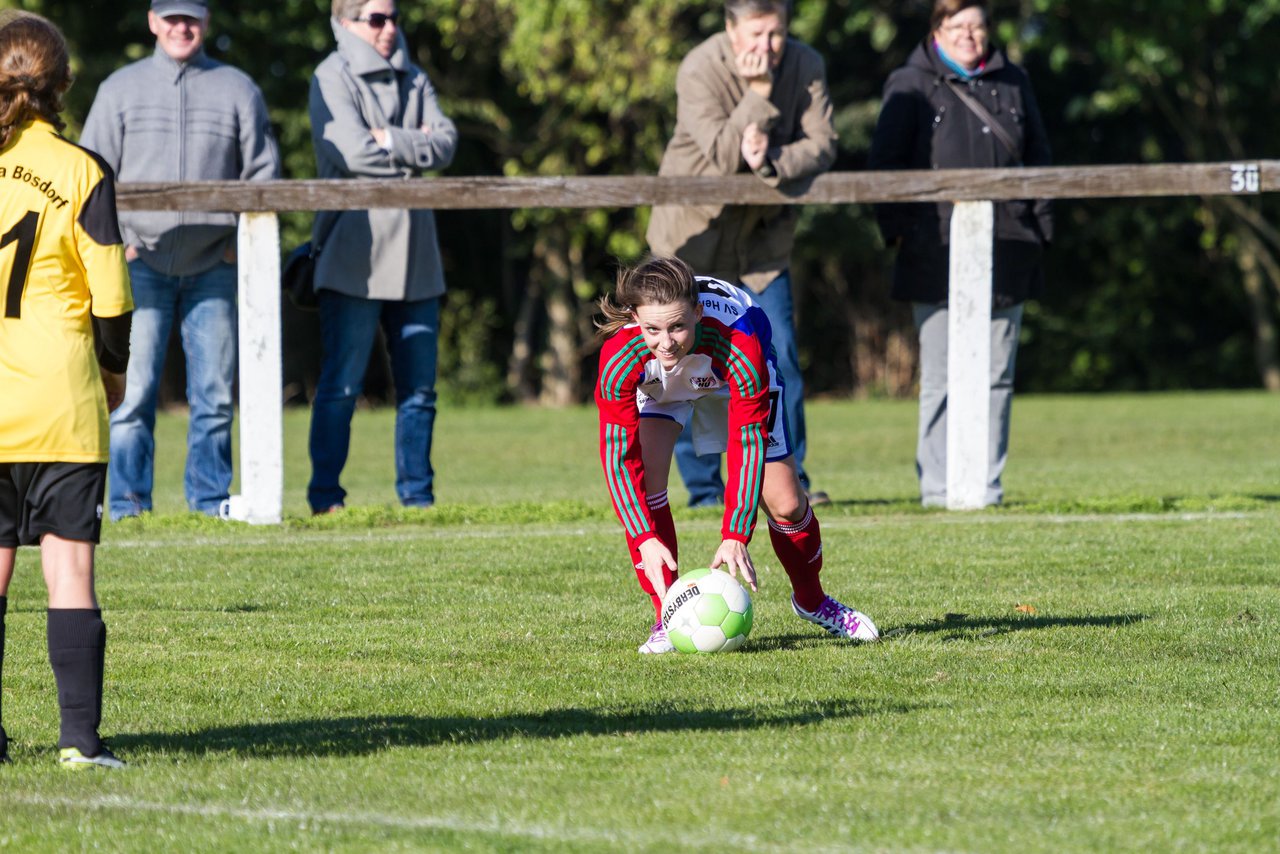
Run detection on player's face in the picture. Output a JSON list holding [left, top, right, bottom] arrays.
[[726, 10, 787, 70], [148, 11, 207, 64], [934, 6, 988, 70], [343, 0, 400, 60], [632, 300, 702, 369]]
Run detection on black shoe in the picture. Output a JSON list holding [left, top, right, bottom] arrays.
[[805, 489, 832, 507]]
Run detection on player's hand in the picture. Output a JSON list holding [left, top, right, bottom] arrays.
[[637, 538, 677, 600], [741, 122, 769, 172], [734, 49, 773, 98], [370, 127, 389, 148], [101, 369, 126, 413], [710, 539, 758, 592]]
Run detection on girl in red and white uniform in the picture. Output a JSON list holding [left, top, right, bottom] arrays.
[[595, 257, 878, 653]]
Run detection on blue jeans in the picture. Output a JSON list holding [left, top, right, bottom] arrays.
[[109, 260, 237, 520], [308, 292, 440, 512], [674, 270, 810, 506]]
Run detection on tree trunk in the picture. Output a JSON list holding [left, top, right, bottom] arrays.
[[506, 261, 542, 404], [535, 223, 581, 407], [1232, 224, 1280, 391], [819, 257, 916, 398]]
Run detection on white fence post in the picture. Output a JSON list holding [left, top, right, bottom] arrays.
[[225, 212, 283, 524], [946, 200, 994, 510]]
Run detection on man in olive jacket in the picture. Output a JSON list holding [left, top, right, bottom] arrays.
[[647, 0, 836, 508]]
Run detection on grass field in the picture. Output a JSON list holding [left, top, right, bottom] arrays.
[[1, 392, 1278, 851]]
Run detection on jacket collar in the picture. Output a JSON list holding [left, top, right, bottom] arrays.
[[331, 16, 408, 76], [150, 43, 212, 81], [907, 37, 1007, 81]]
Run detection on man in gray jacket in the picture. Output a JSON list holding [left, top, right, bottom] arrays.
[[647, 0, 837, 508], [81, 0, 279, 521]]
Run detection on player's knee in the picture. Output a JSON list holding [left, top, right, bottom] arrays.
[[766, 495, 806, 524]]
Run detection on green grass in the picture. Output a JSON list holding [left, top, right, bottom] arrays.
[[1, 392, 1278, 851]]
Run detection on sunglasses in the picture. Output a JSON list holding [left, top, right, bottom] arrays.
[[351, 11, 398, 28]]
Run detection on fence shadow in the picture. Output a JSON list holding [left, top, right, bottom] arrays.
[[885, 612, 1148, 639], [112, 697, 916, 759]]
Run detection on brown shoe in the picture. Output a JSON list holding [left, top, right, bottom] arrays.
[[805, 490, 831, 507]]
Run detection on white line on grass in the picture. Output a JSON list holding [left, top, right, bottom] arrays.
[[103, 526, 609, 549], [925, 510, 1255, 525], [7, 793, 828, 851], [99, 510, 1262, 551]]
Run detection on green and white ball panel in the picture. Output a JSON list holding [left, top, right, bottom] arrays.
[[660, 568, 754, 654]]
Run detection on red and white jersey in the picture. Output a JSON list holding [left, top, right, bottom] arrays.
[[596, 277, 772, 549]]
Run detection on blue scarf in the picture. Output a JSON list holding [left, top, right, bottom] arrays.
[[933, 38, 986, 80]]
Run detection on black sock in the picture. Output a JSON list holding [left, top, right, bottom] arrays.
[[47, 608, 106, 755], [1, 596, 7, 754]]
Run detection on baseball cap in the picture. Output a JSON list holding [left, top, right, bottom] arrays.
[[151, 0, 209, 18]]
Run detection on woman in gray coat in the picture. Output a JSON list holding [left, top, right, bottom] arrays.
[[307, 0, 457, 514]]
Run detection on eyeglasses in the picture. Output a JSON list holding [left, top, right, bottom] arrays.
[[940, 22, 987, 35], [351, 11, 398, 28]]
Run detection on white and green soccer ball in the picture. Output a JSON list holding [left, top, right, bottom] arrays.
[[660, 568, 753, 653]]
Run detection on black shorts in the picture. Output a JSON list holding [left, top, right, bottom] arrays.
[[0, 462, 107, 548]]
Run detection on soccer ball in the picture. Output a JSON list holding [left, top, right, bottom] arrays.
[[660, 568, 753, 653]]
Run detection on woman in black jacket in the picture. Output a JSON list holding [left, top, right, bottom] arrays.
[[868, 0, 1052, 508]]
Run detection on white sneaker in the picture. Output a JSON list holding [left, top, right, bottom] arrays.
[[638, 622, 675, 654], [793, 595, 880, 642], [59, 745, 126, 770]]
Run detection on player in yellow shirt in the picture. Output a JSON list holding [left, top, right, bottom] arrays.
[[0, 11, 133, 769]]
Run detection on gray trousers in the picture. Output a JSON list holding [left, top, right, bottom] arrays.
[[912, 301, 1024, 507]]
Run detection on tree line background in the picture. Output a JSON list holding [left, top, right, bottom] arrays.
[[11, 0, 1280, 405]]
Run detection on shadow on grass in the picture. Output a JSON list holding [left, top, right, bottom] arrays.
[[112, 698, 917, 758], [742, 632, 870, 652], [885, 612, 1148, 640], [743, 613, 1146, 650]]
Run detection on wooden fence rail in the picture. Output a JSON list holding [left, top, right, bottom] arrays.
[[117, 162, 1277, 212], [125, 163, 1273, 522]]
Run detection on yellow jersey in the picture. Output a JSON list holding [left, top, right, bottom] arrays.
[[0, 118, 132, 463]]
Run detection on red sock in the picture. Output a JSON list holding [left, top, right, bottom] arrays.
[[628, 491, 678, 621], [769, 504, 825, 612]]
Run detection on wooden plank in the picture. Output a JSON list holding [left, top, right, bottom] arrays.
[[115, 161, 1280, 213]]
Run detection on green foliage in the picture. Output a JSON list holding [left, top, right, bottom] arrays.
[[15, 0, 1280, 396], [437, 288, 506, 406]]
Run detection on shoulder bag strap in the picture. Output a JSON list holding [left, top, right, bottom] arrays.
[[945, 78, 1022, 165]]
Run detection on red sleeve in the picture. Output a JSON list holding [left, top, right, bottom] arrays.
[[705, 320, 770, 544], [595, 328, 658, 550]]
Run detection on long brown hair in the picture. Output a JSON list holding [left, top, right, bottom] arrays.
[[0, 11, 72, 150], [596, 256, 701, 339]]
